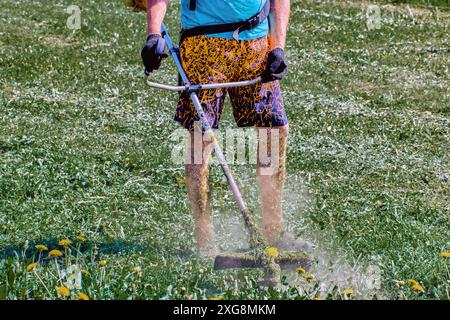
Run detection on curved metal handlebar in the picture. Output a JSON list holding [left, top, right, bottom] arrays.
[[145, 76, 262, 92]]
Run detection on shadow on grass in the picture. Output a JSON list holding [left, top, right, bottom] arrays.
[[0, 238, 195, 261]]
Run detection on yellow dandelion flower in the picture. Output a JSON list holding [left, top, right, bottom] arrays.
[[296, 267, 306, 275], [412, 283, 425, 292], [26, 263, 38, 272], [407, 279, 425, 293], [35, 244, 48, 251], [76, 236, 86, 242], [313, 296, 322, 300], [303, 274, 315, 281], [440, 252, 450, 258], [81, 269, 90, 276], [58, 239, 72, 247], [98, 260, 107, 266], [77, 293, 90, 300], [265, 246, 279, 258], [133, 266, 141, 274], [176, 177, 185, 185], [407, 279, 418, 286], [56, 286, 70, 297], [342, 289, 353, 296], [208, 296, 224, 300], [49, 249, 63, 257]]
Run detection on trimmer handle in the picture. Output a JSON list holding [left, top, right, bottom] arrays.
[[145, 76, 262, 92]]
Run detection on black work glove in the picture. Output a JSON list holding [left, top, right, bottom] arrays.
[[141, 34, 168, 75], [261, 48, 288, 83]]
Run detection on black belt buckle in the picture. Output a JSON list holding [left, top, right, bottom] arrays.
[[233, 16, 260, 41], [246, 16, 260, 30]]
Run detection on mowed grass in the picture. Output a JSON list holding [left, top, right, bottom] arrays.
[[0, 0, 448, 299]]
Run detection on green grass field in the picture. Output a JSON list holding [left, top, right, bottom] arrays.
[[0, 0, 448, 300]]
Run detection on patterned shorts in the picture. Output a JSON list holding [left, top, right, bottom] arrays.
[[174, 35, 288, 130]]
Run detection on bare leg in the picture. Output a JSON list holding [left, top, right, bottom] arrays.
[[185, 131, 214, 250], [257, 125, 289, 244]]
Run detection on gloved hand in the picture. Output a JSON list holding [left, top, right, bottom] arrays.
[[261, 48, 288, 83], [141, 34, 168, 75]]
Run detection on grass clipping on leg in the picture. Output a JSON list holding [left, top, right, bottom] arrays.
[[122, 0, 147, 12]]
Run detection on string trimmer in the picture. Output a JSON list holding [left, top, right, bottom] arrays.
[[146, 23, 310, 286]]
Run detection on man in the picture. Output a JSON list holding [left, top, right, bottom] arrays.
[[141, 0, 303, 256]]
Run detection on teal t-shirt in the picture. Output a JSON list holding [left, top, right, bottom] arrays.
[[180, 0, 269, 40]]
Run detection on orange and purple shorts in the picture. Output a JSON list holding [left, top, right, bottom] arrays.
[[174, 35, 288, 131]]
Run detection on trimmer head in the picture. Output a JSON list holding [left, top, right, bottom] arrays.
[[214, 251, 311, 271], [214, 251, 312, 287]]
